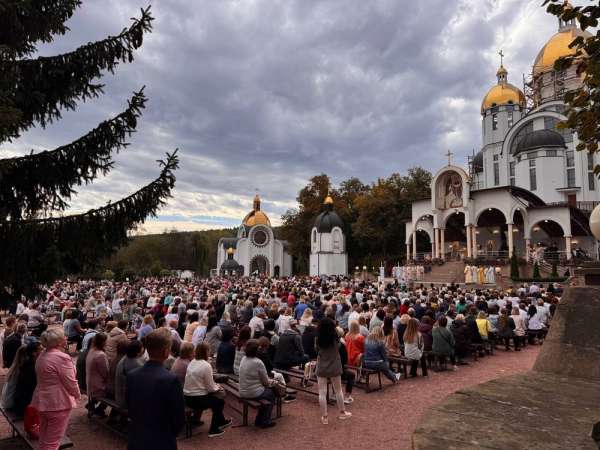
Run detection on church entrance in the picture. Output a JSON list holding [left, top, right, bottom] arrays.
[[250, 256, 269, 275], [274, 265, 280, 277]]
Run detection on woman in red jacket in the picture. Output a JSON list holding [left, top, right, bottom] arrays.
[[344, 321, 365, 366]]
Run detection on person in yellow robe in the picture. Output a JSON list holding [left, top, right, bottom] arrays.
[[477, 266, 485, 284], [464, 264, 472, 283]]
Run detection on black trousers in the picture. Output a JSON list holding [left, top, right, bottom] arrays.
[[341, 369, 355, 394], [185, 394, 227, 432], [501, 336, 520, 349], [410, 355, 428, 377]]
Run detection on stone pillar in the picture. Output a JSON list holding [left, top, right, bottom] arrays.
[[440, 228, 445, 261], [406, 243, 410, 259], [525, 237, 531, 261], [471, 226, 477, 257], [507, 222, 514, 257], [431, 242, 435, 257], [466, 225, 472, 258], [412, 230, 417, 260], [434, 228, 440, 259], [565, 235, 572, 260]]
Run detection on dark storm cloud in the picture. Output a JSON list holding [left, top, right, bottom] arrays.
[[4, 0, 563, 231]]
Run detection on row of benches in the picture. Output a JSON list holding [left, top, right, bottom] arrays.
[[0, 406, 73, 450]]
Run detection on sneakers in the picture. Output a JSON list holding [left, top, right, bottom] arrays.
[[219, 419, 233, 429], [301, 380, 314, 388], [453, 365, 459, 371], [261, 421, 277, 429], [208, 429, 225, 438], [343, 396, 354, 404], [339, 411, 352, 420], [395, 373, 401, 382], [321, 416, 329, 425], [284, 395, 296, 403]]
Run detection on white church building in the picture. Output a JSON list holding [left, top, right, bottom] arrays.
[[309, 190, 348, 276], [217, 191, 293, 277], [406, 10, 599, 262]]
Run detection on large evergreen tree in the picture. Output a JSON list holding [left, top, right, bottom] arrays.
[[0, 3, 179, 303]]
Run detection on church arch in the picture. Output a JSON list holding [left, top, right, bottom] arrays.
[[475, 205, 510, 226]]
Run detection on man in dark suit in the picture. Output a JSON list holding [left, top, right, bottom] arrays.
[[126, 328, 186, 450]]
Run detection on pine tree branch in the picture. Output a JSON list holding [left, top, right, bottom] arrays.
[[0, 6, 154, 142], [0, 150, 179, 293], [0, 88, 147, 220], [0, 0, 82, 58]]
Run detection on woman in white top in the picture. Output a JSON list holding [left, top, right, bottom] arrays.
[[183, 342, 231, 437], [279, 308, 295, 334], [510, 307, 526, 345], [191, 317, 208, 347]]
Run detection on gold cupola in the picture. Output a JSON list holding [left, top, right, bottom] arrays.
[[481, 64, 526, 114], [242, 189, 271, 227]]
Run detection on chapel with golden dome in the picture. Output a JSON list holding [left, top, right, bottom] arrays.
[[216, 189, 292, 277], [404, 5, 599, 265]]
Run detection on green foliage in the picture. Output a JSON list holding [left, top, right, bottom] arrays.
[[512, 277, 568, 283], [544, 1, 600, 168], [189, 231, 210, 276], [102, 269, 115, 280], [510, 248, 520, 278], [0, 5, 178, 305], [150, 260, 163, 277], [551, 260, 559, 278], [363, 253, 374, 272], [533, 262, 541, 279]]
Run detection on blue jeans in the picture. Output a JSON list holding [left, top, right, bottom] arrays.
[[365, 360, 396, 382], [250, 387, 276, 426]]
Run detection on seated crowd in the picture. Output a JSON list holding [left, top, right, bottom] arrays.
[[0, 276, 558, 448]]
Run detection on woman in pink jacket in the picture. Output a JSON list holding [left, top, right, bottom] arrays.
[[32, 328, 80, 450], [86, 332, 110, 418]]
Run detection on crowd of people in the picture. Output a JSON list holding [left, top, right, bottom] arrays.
[[0, 275, 561, 449]]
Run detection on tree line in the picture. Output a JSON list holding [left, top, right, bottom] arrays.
[[280, 168, 432, 273]]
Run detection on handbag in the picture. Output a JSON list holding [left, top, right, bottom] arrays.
[[303, 361, 316, 380], [269, 372, 287, 397], [23, 405, 40, 440], [213, 387, 227, 400]]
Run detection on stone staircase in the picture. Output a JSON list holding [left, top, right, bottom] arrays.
[[422, 261, 465, 284]]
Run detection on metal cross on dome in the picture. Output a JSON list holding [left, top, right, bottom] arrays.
[[499, 49, 504, 67], [255, 187, 259, 197], [445, 150, 453, 166]]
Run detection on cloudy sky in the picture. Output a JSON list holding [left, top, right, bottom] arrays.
[[5, 0, 567, 232]]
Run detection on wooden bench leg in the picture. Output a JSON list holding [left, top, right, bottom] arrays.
[[377, 371, 382, 391], [243, 403, 248, 427], [365, 372, 370, 393], [276, 397, 282, 418]]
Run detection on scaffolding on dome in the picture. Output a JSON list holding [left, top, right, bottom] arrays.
[[523, 67, 580, 112]]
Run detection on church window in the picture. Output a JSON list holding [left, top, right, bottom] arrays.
[[567, 169, 576, 188], [511, 121, 534, 154], [312, 230, 317, 244], [589, 172, 596, 191], [566, 151, 574, 167], [493, 154, 498, 161], [527, 151, 538, 159], [510, 161, 515, 177], [492, 114, 498, 130], [529, 159, 536, 167], [510, 178, 516, 186], [530, 168, 537, 191], [508, 111, 514, 128], [588, 153, 594, 170], [547, 150, 557, 157], [494, 163, 499, 186], [556, 105, 565, 114]]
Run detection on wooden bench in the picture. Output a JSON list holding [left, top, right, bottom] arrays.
[[0, 407, 73, 449], [345, 365, 383, 393], [388, 356, 410, 380], [272, 367, 327, 399], [89, 396, 196, 439], [220, 381, 272, 427], [525, 329, 547, 345], [225, 374, 297, 418], [424, 351, 448, 372]]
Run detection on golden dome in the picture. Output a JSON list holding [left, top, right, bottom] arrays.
[[497, 66, 507, 75], [324, 195, 333, 204], [533, 28, 592, 73], [481, 83, 526, 114], [227, 247, 234, 255], [243, 211, 271, 227]]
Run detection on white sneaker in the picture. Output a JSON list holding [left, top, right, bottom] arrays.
[[344, 396, 354, 404], [453, 365, 459, 371], [395, 373, 401, 381]]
